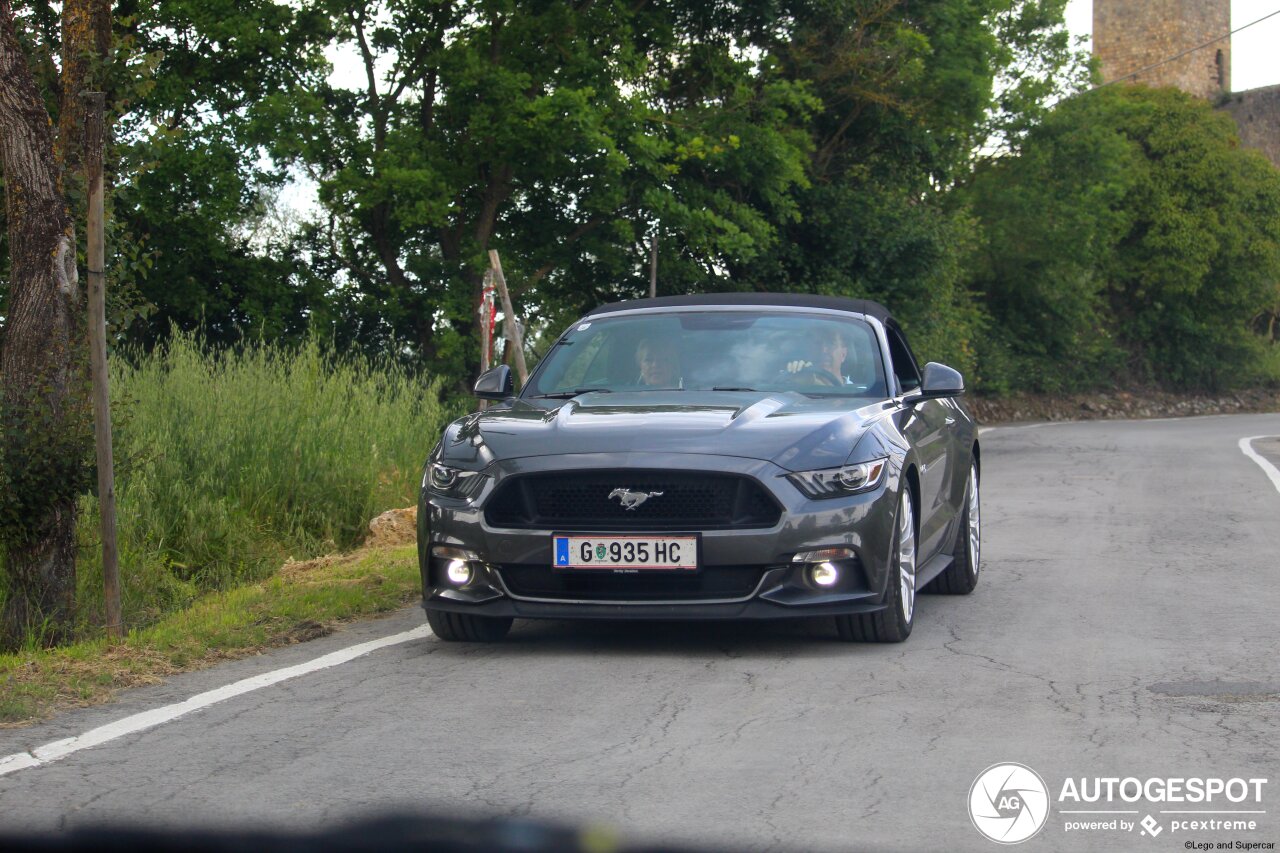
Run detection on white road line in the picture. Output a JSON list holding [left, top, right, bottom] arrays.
[[1239, 435, 1280, 496], [0, 624, 431, 780]]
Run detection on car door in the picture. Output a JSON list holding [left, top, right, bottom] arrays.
[[885, 322, 955, 562]]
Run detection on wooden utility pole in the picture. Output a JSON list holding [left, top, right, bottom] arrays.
[[649, 233, 658, 298], [84, 92, 120, 639], [477, 269, 492, 411], [487, 250, 529, 385]]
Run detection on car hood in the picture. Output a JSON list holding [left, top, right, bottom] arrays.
[[438, 391, 893, 472]]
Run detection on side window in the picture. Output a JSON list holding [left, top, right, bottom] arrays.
[[886, 325, 921, 394]]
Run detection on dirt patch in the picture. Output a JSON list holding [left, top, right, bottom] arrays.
[[366, 506, 417, 547], [969, 387, 1280, 425], [279, 551, 357, 579], [279, 507, 416, 577], [283, 619, 333, 643], [275, 506, 416, 579]]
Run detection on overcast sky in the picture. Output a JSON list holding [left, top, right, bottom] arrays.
[[1064, 0, 1280, 92]]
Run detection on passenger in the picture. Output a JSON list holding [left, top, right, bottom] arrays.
[[635, 337, 682, 388]]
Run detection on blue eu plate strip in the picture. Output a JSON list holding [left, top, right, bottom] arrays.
[[554, 537, 570, 566]]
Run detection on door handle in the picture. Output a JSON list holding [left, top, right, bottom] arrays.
[[944, 416, 956, 425]]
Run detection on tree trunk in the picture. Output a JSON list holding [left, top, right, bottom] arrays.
[[0, 0, 94, 647], [0, 503, 78, 646]]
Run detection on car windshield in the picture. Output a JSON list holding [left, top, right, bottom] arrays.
[[526, 310, 889, 399]]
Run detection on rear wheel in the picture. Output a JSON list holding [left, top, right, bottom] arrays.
[[924, 460, 980, 595], [426, 610, 513, 642], [835, 484, 915, 643]]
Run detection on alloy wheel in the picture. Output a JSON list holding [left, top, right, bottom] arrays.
[[898, 492, 917, 623], [967, 464, 980, 577]]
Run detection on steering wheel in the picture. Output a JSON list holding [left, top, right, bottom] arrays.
[[791, 365, 842, 387]]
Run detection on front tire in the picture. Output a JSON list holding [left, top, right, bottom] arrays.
[[426, 610, 513, 642], [835, 484, 916, 643], [925, 460, 980, 595]]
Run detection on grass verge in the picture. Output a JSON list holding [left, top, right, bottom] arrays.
[[2, 332, 456, 651], [0, 545, 420, 728]]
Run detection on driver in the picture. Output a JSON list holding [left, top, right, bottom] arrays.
[[784, 324, 850, 387], [635, 337, 682, 388]]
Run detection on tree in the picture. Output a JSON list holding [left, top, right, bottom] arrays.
[[980, 0, 1092, 155], [108, 0, 335, 349], [266, 0, 816, 382], [962, 86, 1280, 392], [1, 1, 337, 353], [732, 0, 1083, 373], [0, 0, 109, 646], [3, 0, 1092, 385]]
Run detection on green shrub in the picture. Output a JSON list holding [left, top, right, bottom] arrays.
[[962, 86, 1280, 393], [4, 332, 456, 639]]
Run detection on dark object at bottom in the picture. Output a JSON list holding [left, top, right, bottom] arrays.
[[0, 813, 757, 853]]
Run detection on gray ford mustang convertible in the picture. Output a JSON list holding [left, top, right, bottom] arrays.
[[417, 293, 980, 643]]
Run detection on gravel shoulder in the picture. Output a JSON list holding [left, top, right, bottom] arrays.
[[969, 387, 1280, 424]]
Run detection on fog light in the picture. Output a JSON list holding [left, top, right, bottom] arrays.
[[809, 561, 839, 587], [445, 559, 473, 586]]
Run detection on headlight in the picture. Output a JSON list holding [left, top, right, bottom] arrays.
[[423, 462, 487, 499], [787, 458, 887, 499]]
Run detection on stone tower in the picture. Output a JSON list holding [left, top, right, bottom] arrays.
[[1093, 0, 1231, 100]]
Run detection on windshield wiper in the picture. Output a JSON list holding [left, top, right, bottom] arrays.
[[711, 386, 758, 392], [533, 388, 612, 399]]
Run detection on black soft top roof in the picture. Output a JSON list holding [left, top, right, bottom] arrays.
[[584, 292, 893, 323]]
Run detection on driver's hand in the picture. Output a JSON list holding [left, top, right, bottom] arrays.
[[786, 360, 813, 374]]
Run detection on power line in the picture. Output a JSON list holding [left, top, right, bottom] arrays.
[[1095, 6, 1280, 90]]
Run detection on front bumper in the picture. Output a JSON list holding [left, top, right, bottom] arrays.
[[423, 595, 889, 622], [418, 451, 899, 621]]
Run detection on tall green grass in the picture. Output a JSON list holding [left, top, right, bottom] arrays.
[[6, 333, 457, 640]]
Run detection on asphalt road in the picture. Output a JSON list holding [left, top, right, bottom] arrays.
[[2, 413, 1279, 852]]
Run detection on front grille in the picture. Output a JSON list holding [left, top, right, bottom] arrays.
[[484, 470, 781, 530], [497, 564, 769, 601]]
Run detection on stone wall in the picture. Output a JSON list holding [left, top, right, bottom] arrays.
[[1221, 85, 1280, 168], [1093, 0, 1230, 100]]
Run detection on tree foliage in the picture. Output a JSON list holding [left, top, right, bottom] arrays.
[[962, 86, 1280, 392], [1, 0, 334, 349], [109, 0, 333, 347], [260, 0, 823, 381], [5, 0, 1091, 385], [249, 0, 1085, 383], [12, 0, 1271, 402], [732, 0, 1015, 374]]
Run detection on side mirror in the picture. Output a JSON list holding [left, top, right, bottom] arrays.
[[474, 365, 514, 400], [917, 362, 965, 399]]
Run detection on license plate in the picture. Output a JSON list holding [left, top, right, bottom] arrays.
[[552, 535, 698, 571]]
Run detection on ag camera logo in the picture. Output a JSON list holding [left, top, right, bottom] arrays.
[[969, 763, 1050, 844]]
